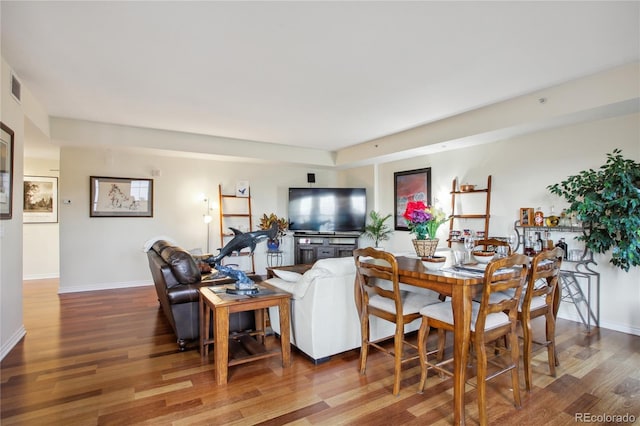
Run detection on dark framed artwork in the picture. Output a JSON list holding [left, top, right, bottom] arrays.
[[90, 176, 153, 217], [0, 122, 15, 220], [24, 176, 58, 223], [394, 167, 432, 230]]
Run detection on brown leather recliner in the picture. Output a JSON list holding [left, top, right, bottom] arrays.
[[147, 240, 258, 351]]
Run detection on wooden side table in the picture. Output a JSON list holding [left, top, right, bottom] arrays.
[[199, 283, 291, 385]]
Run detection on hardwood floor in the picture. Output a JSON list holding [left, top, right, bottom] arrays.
[[2, 279, 639, 425]]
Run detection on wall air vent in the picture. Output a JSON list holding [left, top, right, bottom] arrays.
[[11, 73, 21, 103]]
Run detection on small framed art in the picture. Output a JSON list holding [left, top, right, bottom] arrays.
[[24, 176, 58, 223], [520, 208, 534, 227]]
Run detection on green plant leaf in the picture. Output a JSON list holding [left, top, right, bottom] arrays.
[[547, 149, 640, 272]]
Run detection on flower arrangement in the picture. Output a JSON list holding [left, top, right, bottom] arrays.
[[259, 213, 288, 238], [403, 201, 450, 240]]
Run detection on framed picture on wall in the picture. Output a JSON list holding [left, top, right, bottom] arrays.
[[520, 208, 534, 226], [0, 122, 14, 220], [90, 176, 154, 217], [236, 180, 249, 197], [394, 167, 432, 230], [24, 176, 58, 223]]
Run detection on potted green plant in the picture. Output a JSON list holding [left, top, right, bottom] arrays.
[[363, 211, 393, 249], [547, 149, 640, 271], [259, 213, 288, 251]]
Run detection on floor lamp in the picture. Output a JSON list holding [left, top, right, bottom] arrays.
[[203, 197, 213, 253]]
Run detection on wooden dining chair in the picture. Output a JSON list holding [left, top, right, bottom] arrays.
[[354, 247, 442, 396], [474, 238, 512, 255], [417, 253, 529, 425], [520, 247, 563, 391]]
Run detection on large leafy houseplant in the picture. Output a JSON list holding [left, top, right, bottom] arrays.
[[363, 211, 393, 247], [547, 149, 640, 271]]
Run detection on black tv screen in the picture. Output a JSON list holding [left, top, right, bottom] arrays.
[[288, 188, 367, 233]]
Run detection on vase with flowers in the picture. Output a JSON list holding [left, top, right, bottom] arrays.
[[259, 213, 288, 251], [403, 201, 451, 257]]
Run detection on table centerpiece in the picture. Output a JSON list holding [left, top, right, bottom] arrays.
[[403, 201, 451, 258]]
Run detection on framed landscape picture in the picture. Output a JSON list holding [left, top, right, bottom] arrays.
[[24, 176, 58, 223], [0, 122, 14, 220], [394, 167, 432, 230], [90, 176, 153, 217]]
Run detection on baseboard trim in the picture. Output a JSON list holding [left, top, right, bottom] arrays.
[[557, 312, 640, 336], [58, 280, 153, 294], [1, 325, 26, 361], [23, 273, 59, 280]]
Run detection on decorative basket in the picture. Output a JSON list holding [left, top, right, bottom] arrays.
[[412, 238, 439, 258]]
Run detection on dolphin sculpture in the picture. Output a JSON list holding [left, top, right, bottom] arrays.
[[206, 221, 279, 266]]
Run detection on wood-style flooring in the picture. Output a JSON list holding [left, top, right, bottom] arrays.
[[1, 279, 639, 425]]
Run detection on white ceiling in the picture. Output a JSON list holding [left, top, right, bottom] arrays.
[[2, 1, 639, 157]]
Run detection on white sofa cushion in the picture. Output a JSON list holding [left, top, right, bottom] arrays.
[[273, 269, 303, 282], [266, 267, 332, 300], [312, 256, 355, 276]]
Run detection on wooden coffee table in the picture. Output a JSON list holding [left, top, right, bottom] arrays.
[[199, 283, 291, 385]]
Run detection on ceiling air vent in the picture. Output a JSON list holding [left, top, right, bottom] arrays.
[[11, 73, 21, 103]]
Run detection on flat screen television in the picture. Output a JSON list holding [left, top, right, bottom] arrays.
[[288, 187, 367, 233]]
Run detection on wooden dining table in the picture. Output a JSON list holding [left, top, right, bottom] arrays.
[[393, 256, 485, 426], [360, 253, 561, 425]]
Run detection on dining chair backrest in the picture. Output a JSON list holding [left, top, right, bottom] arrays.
[[354, 247, 402, 320], [476, 254, 529, 334], [523, 247, 563, 316], [474, 238, 512, 255]]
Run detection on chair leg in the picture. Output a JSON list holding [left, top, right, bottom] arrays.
[[509, 330, 522, 408], [417, 317, 430, 393], [546, 311, 557, 377], [437, 329, 446, 378], [392, 322, 404, 396], [359, 314, 370, 375], [522, 315, 533, 392], [436, 329, 446, 362], [475, 339, 488, 426]]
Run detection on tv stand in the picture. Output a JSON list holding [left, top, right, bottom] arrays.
[[293, 233, 359, 264]]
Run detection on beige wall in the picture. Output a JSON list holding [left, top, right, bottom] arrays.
[[1, 58, 25, 358], [58, 112, 640, 334], [2, 57, 639, 362], [58, 145, 340, 292], [371, 113, 640, 334], [23, 157, 60, 279]]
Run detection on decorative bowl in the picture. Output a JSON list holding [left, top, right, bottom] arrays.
[[473, 250, 495, 264], [422, 256, 447, 270], [460, 184, 476, 192]]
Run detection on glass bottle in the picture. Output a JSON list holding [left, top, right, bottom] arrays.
[[534, 207, 544, 227], [524, 233, 535, 256], [534, 232, 543, 254], [546, 206, 559, 227], [559, 208, 570, 227], [556, 238, 568, 260], [545, 230, 554, 250]]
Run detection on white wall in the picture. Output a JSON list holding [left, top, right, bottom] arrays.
[[369, 112, 640, 335], [2, 56, 53, 359], [23, 157, 60, 279], [58, 144, 340, 293], [1, 58, 25, 359], [57, 112, 640, 336]]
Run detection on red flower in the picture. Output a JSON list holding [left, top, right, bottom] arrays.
[[403, 200, 427, 222]]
